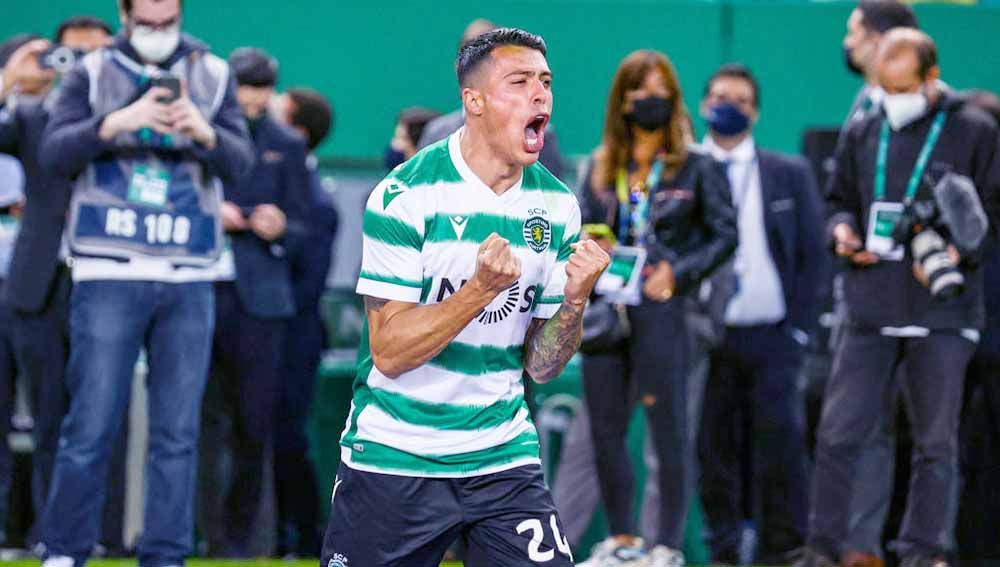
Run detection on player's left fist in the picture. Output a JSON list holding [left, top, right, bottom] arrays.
[[564, 239, 610, 306]]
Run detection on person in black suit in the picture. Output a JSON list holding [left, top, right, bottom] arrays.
[[197, 47, 311, 558], [270, 86, 337, 558], [695, 64, 824, 565], [0, 20, 130, 553]]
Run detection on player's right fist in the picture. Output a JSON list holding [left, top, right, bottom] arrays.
[[472, 232, 521, 296]]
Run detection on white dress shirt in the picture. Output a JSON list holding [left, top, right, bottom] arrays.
[[703, 136, 787, 326]]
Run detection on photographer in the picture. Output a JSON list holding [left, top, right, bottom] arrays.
[[36, 1, 253, 566], [196, 47, 310, 558], [0, 18, 122, 552], [797, 29, 1000, 567]]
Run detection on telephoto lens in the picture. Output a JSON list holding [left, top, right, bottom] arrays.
[[911, 228, 964, 300]]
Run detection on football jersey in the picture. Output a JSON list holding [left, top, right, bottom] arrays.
[[341, 129, 581, 477]]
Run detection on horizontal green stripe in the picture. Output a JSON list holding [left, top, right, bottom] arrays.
[[362, 387, 528, 431], [522, 163, 573, 195], [363, 210, 423, 250], [430, 342, 523, 376], [424, 212, 565, 254], [537, 295, 564, 305], [557, 230, 579, 262], [391, 141, 464, 185], [358, 271, 423, 289], [344, 430, 540, 475]]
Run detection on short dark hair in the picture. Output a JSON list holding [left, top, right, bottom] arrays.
[[455, 27, 546, 87], [55, 16, 113, 44], [287, 88, 333, 150], [120, 0, 184, 14], [704, 62, 761, 109], [0, 34, 42, 67], [857, 0, 919, 34]]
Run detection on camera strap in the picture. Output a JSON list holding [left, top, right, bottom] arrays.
[[874, 110, 947, 203]]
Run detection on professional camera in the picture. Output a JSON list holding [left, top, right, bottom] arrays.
[[891, 172, 989, 301], [39, 46, 84, 74]]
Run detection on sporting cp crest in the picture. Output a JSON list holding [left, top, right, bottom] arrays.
[[522, 216, 551, 253]]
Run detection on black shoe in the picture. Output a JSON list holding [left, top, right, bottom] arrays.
[[793, 548, 838, 567]]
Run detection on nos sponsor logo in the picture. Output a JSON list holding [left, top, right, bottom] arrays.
[[436, 277, 536, 324]]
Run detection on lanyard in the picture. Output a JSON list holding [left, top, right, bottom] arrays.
[[615, 159, 665, 243], [874, 110, 947, 203]]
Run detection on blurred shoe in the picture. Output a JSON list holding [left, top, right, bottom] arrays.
[[793, 547, 838, 567], [899, 556, 949, 567], [578, 536, 647, 566], [647, 545, 685, 567], [842, 550, 885, 567], [41, 556, 75, 567]]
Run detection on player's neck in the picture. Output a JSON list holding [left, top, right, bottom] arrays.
[[632, 129, 666, 168], [460, 127, 522, 195]]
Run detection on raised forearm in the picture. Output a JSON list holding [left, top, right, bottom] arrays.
[[523, 301, 585, 383], [369, 281, 495, 378]]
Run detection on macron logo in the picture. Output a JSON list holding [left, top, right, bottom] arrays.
[[382, 183, 406, 210], [449, 215, 469, 239]]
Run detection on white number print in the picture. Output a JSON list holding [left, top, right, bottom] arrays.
[[515, 514, 572, 563], [142, 214, 191, 245]]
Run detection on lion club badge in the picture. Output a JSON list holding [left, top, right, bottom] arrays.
[[522, 216, 551, 253]]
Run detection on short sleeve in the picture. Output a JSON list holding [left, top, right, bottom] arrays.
[[534, 200, 581, 319], [356, 178, 424, 303]]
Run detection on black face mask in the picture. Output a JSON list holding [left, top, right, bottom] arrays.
[[627, 96, 672, 132], [843, 46, 864, 76], [384, 146, 408, 171]]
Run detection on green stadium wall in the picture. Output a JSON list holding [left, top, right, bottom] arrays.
[[5, 1, 999, 161]]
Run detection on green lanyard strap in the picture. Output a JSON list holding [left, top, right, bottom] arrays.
[[874, 110, 947, 203]]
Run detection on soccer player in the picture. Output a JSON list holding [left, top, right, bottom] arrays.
[[320, 28, 610, 567]]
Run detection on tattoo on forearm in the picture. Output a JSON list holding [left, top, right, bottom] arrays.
[[524, 303, 584, 382]]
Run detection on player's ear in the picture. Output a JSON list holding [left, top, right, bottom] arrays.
[[462, 87, 485, 117]]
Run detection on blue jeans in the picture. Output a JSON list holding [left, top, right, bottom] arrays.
[[41, 280, 214, 567]]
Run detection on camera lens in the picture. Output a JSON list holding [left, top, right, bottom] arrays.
[[912, 229, 964, 301]]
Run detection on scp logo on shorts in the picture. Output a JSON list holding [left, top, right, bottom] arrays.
[[328, 553, 349, 567]]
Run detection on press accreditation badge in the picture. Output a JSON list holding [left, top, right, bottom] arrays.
[[127, 164, 170, 208], [865, 202, 905, 261]]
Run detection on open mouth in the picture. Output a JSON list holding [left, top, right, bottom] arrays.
[[523, 113, 549, 153]]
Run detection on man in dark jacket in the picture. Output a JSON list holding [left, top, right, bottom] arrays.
[[695, 63, 824, 566], [196, 47, 310, 558], [0, 19, 135, 552], [269, 86, 337, 557], [797, 29, 1000, 567], [36, 1, 253, 566]]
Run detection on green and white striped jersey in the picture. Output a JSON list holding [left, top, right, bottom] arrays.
[[341, 129, 581, 477]]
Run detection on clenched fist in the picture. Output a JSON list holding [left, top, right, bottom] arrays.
[[472, 233, 522, 296], [564, 239, 611, 306]]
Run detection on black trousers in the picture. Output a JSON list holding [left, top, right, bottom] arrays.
[[273, 307, 323, 556], [698, 324, 809, 564], [808, 327, 975, 560], [198, 282, 285, 556], [582, 297, 692, 549]]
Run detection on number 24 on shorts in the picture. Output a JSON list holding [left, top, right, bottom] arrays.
[[517, 514, 573, 562]]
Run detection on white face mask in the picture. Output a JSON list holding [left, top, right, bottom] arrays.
[[883, 90, 928, 131], [129, 23, 181, 64]]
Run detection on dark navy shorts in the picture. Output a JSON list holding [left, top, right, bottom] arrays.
[[320, 463, 575, 567]]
